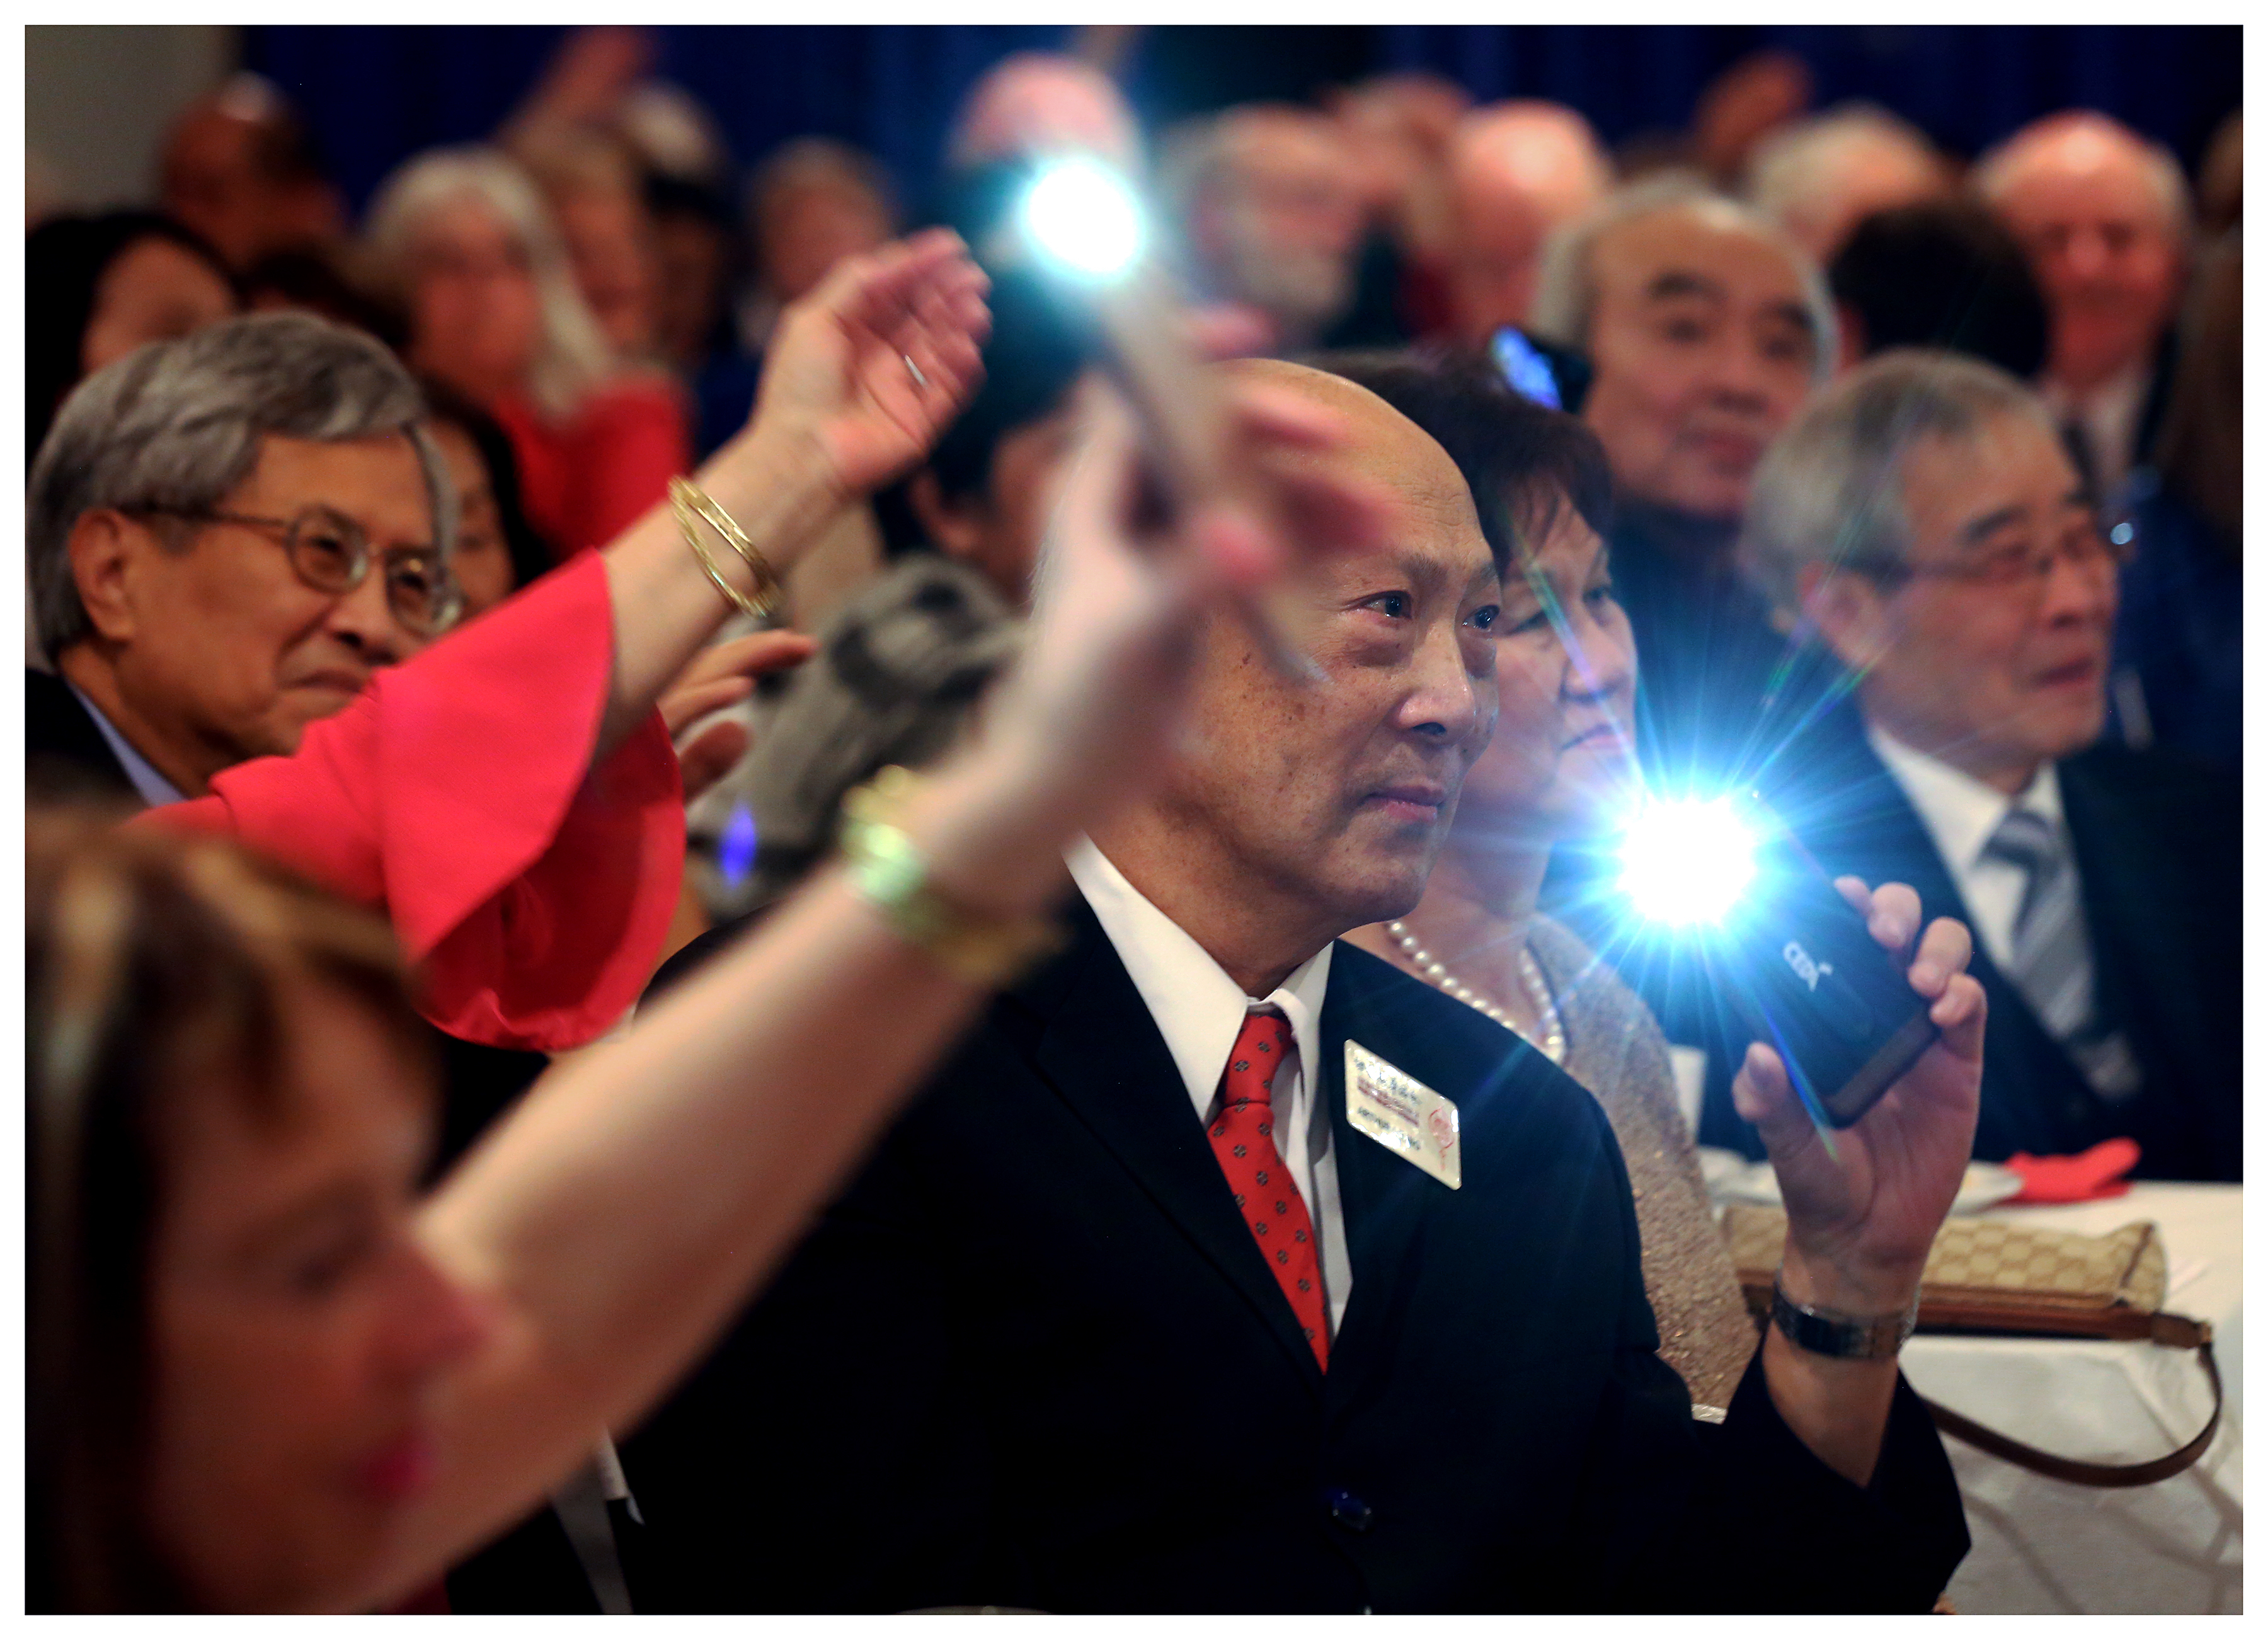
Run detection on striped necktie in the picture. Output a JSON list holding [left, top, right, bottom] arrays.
[[1981, 808, 2141, 1103]]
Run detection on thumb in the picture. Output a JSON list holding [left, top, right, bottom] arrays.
[[1731, 1041, 1828, 1170]]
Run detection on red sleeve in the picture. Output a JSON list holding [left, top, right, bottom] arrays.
[[135, 553, 684, 1053], [568, 382, 691, 554]]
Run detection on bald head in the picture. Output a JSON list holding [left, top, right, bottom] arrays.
[[1090, 355, 1500, 986], [159, 76, 339, 270], [1229, 357, 1482, 553], [1445, 102, 1612, 341], [1976, 112, 2189, 392]]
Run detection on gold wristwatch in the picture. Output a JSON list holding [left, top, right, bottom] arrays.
[[839, 767, 1063, 988]]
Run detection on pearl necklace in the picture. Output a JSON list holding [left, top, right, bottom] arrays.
[[1385, 919, 1567, 1065]]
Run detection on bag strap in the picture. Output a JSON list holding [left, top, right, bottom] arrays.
[[1917, 1321, 2221, 1488]]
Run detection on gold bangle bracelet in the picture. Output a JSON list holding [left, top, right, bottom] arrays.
[[670, 476, 786, 622], [839, 767, 1063, 989]]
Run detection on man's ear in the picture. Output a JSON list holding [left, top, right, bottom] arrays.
[[1801, 561, 1894, 674], [66, 510, 153, 643], [908, 471, 987, 563]]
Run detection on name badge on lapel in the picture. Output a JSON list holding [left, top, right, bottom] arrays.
[[1344, 1041, 1461, 1190]]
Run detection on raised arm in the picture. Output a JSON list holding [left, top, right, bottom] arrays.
[[371, 378, 1385, 1608], [593, 229, 992, 753]]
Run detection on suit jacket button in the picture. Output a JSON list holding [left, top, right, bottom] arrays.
[[1324, 1487, 1374, 1532]]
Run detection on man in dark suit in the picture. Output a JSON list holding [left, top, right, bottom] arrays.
[[1714, 348, 2237, 1181], [1975, 112, 2189, 507], [26, 666, 139, 803], [621, 360, 1983, 1613], [26, 311, 445, 812]]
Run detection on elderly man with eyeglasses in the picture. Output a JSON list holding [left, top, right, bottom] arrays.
[[1714, 348, 2237, 1181], [28, 311, 462, 808]]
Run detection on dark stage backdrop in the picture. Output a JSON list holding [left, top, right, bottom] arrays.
[[244, 24, 2243, 224]]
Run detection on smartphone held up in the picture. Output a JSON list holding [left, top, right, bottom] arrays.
[[1619, 791, 1939, 1131]]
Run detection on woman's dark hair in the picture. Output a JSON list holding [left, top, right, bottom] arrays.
[[416, 376, 561, 589], [1828, 200, 2050, 381], [1309, 348, 1615, 576], [874, 264, 1092, 558], [28, 815, 428, 1611], [27, 212, 236, 469]]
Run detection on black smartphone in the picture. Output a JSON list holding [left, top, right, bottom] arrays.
[[1702, 793, 1939, 1128]]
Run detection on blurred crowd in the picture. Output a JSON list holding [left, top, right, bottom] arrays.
[[23, 27, 2243, 1617]]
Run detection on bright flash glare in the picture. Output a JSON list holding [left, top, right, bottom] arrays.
[[1019, 158, 1145, 280], [1618, 797, 1756, 927]]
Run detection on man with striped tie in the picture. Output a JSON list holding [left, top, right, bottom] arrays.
[[1739, 349, 2239, 1181]]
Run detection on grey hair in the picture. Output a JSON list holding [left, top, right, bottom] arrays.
[[28, 312, 454, 659], [1743, 102, 1940, 227], [1529, 171, 1839, 387], [362, 145, 613, 420], [1738, 347, 2054, 619], [1973, 111, 2194, 246]]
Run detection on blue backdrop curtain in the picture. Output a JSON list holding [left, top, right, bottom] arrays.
[[244, 25, 2242, 224]]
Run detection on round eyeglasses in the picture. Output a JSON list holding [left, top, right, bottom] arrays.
[[137, 505, 466, 637]]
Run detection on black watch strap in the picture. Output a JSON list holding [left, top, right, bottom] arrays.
[[1770, 1273, 1917, 1360]]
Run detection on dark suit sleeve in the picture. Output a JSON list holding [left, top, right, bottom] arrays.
[[1561, 1133, 1968, 1612]]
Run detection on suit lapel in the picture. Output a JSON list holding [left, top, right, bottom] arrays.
[[1012, 903, 1324, 1388], [1773, 705, 2099, 1151], [1314, 949, 1470, 1391]]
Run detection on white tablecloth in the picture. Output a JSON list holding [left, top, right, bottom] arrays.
[[1898, 1183, 2242, 1614]]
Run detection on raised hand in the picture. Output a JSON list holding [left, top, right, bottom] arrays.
[[980, 370, 1392, 830], [1732, 878, 1985, 1314], [752, 229, 993, 503]]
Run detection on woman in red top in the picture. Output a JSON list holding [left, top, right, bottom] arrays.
[[140, 231, 992, 1055], [32, 319, 1399, 1616], [365, 146, 690, 558]]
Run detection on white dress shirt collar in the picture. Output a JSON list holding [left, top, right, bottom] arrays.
[[66, 680, 186, 808], [1865, 720, 2063, 969], [1065, 837, 1334, 1119], [1866, 721, 2061, 872]]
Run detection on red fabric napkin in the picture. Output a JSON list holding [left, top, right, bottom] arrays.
[[2005, 1138, 2142, 1204]]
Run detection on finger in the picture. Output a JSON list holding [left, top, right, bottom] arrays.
[[1930, 973, 1988, 1060], [679, 629, 817, 689], [676, 720, 752, 805], [1186, 304, 1273, 360], [1863, 880, 1922, 955], [659, 677, 753, 737], [1909, 914, 1974, 996], [844, 232, 983, 333], [1047, 385, 1141, 551], [1225, 382, 1360, 452], [1729, 1040, 1827, 1166], [1833, 874, 1873, 917]]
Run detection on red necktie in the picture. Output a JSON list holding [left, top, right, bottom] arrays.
[[1208, 1010, 1329, 1369]]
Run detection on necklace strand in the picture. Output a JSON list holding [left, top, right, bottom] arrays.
[[1385, 919, 1566, 1064]]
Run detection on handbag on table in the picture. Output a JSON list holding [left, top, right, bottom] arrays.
[[1721, 1205, 2223, 1488]]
